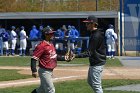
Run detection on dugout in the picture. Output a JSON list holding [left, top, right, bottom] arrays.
[[0, 11, 118, 55]]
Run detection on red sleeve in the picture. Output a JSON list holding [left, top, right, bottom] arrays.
[[32, 44, 44, 60]]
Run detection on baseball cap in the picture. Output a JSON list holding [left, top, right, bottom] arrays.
[[108, 24, 114, 28], [21, 26, 24, 29], [83, 15, 98, 23], [11, 26, 16, 29], [43, 27, 55, 35]]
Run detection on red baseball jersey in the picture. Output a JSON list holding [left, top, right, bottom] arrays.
[[32, 40, 57, 70]]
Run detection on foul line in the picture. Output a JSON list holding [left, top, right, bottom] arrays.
[[0, 75, 86, 88], [55, 69, 87, 72]]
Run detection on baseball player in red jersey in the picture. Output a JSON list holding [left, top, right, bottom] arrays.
[[31, 27, 57, 93]]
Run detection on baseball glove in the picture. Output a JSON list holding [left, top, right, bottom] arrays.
[[65, 48, 75, 62]]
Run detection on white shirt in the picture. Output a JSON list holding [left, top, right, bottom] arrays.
[[105, 28, 114, 39], [105, 28, 116, 43], [10, 30, 17, 40], [112, 32, 117, 43], [20, 30, 27, 40]]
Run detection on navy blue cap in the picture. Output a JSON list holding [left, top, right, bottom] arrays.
[[108, 24, 114, 28], [21, 26, 24, 29], [11, 26, 15, 29], [83, 15, 98, 23]]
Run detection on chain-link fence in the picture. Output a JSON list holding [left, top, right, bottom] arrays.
[[0, 0, 119, 12]]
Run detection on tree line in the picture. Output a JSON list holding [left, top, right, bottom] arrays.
[[0, 0, 119, 12]]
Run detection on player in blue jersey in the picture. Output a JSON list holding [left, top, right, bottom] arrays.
[[29, 25, 40, 50], [54, 28, 64, 53], [1, 28, 10, 56]]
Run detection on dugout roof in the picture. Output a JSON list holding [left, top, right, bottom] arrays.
[[0, 11, 117, 19]]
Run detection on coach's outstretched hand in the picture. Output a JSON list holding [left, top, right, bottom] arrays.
[[32, 72, 37, 78]]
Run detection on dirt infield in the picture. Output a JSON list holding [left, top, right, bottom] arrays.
[[0, 66, 140, 88], [18, 66, 140, 80]]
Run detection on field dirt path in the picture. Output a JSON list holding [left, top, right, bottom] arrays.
[[0, 66, 140, 88]]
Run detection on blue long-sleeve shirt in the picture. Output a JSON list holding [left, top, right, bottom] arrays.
[[55, 29, 64, 42], [74, 29, 80, 38], [68, 29, 79, 43], [1, 31, 10, 42], [29, 28, 39, 41]]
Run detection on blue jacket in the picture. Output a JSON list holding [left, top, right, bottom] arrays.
[[55, 29, 64, 42], [71, 26, 80, 38], [74, 29, 79, 38], [1, 31, 10, 42], [66, 29, 75, 43], [29, 26, 39, 41]]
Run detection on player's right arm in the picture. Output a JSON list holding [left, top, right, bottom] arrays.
[[30, 42, 44, 78], [31, 58, 37, 78]]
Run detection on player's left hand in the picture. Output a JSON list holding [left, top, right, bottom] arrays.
[[32, 72, 37, 78]]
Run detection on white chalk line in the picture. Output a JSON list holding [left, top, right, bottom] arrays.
[[53, 75, 86, 81], [55, 69, 87, 72], [0, 80, 40, 87], [0, 67, 88, 72], [0, 75, 86, 87]]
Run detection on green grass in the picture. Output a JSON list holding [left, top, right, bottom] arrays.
[[58, 57, 89, 64], [0, 56, 122, 67], [105, 58, 123, 67], [0, 56, 31, 66], [0, 79, 140, 93], [0, 69, 32, 81]]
